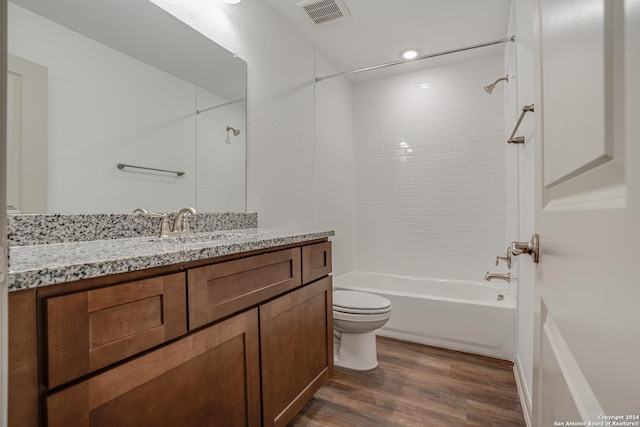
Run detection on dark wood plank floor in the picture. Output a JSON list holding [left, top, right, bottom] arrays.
[[289, 337, 526, 427]]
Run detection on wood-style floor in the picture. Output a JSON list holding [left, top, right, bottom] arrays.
[[289, 337, 526, 427]]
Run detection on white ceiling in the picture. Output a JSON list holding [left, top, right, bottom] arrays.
[[264, 0, 513, 82]]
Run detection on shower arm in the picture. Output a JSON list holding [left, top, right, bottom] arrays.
[[507, 104, 535, 144]]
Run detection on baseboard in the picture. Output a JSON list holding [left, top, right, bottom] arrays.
[[513, 356, 532, 427]]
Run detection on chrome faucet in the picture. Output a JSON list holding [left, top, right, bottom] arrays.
[[149, 207, 197, 238], [173, 207, 197, 235], [484, 271, 511, 283]]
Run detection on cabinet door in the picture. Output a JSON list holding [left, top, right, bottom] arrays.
[[301, 242, 332, 284], [188, 248, 301, 329], [46, 273, 187, 388], [46, 308, 261, 427], [260, 277, 333, 427], [8, 290, 39, 427]]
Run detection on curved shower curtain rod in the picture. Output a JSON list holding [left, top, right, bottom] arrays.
[[315, 36, 515, 83]]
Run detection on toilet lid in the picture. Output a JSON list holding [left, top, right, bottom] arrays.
[[333, 290, 391, 314]]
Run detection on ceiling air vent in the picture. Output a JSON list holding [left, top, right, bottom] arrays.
[[297, 0, 351, 25]]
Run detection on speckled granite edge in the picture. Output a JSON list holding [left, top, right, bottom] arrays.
[[8, 212, 258, 246], [8, 229, 335, 291]]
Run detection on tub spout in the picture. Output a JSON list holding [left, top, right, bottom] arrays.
[[484, 271, 511, 283]]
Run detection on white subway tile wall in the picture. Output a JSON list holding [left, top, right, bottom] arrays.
[[352, 55, 506, 281]]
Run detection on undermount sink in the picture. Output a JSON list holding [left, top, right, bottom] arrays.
[[177, 232, 253, 243], [151, 231, 260, 245]]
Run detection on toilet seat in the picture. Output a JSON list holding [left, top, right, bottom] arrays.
[[333, 290, 391, 315], [333, 309, 391, 323]]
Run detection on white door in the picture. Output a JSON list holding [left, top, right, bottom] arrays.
[[532, 0, 640, 423], [7, 54, 47, 214]]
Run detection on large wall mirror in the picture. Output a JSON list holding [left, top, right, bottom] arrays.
[[7, 0, 247, 214]]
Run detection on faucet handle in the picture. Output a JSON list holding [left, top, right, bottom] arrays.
[[181, 215, 192, 233], [149, 213, 170, 237], [495, 247, 512, 269]]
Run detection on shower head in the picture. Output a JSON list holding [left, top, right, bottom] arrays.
[[226, 126, 240, 136], [483, 75, 509, 94], [225, 126, 241, 144]]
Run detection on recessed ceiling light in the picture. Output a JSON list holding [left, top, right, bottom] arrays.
[[221, 0, 242, 4], [402, 49, 419, 60]]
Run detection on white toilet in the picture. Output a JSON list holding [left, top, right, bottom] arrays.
[[332, 290, 392, 370]]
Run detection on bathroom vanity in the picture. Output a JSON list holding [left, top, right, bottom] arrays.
[[8, 215, 333, 427]]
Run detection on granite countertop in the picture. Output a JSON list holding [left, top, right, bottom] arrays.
[[8, 228, 334, 291]]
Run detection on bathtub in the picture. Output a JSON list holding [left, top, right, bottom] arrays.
[[333, 271, 515, 360]]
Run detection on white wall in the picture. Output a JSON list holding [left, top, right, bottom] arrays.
[[151, 0, 317, 232], [9, 4, 197, 213], [352, 56, 506, 280], [314, 53, 354, 277]]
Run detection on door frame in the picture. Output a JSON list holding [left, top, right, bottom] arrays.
[[1, 0, 10, 425], [6, 54, 48, 214]]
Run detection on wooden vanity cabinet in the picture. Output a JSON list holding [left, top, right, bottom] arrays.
[[10, 240, 332, 427], [187, 243, 333, 427]]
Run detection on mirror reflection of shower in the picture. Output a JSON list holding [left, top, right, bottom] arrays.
[[225, 126, 241, 144], [196, 98, 246, 115], [483, 74, 509, 94]]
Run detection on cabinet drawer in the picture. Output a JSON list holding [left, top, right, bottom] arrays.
[[302, 241, 332, 284], [188, 248, 301, 330], [46, 273, 187, 389]]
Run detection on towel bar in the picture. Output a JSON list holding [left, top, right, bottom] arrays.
[[508, 104, 534, 144], [117, 163, 185, 176]]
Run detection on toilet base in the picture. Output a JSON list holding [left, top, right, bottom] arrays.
[[334, 330, 378, 370]]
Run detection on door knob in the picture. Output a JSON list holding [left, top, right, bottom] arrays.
[[511, 234, 540, 263]]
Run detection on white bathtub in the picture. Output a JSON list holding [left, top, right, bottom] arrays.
[[333, 271, 515, 360]]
